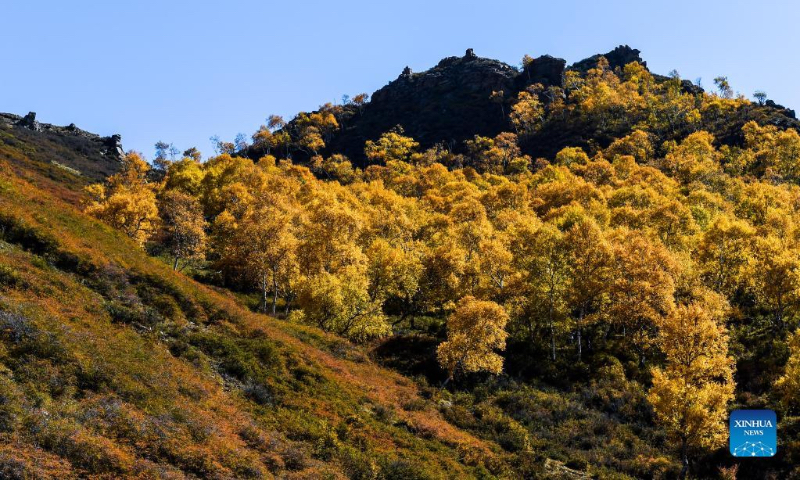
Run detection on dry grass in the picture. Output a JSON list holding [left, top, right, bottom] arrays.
[[0, 148, 508, 477]]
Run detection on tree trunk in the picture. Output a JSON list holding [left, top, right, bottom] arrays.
[[679, 439, 689, 480], [261, 275, 269, 314], [441, 358, 464, 389], [548, 299, 556, 362], [173, 255, 180, 271], [441, 374, 453, 389], [577, 307, 584, 362], [272, 277, 278, 315]]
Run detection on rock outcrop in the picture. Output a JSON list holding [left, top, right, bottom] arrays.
[[517, 54, 566, 88], [0, 112, 124, 181], [247, 46, 799, 166], [15, 111, 41, 131], [318, 49, 524, 164], [569, 44, 646, 73]]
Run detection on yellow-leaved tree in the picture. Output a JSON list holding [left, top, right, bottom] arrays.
[[509, 90, 544, 137], [696, 215, 754, 296], [775, 329, 800, 414], [437, 296, 508, 386], [364, 128, 420, 164], [158, 190, 207, 270], [648, 294, 735, 479], [84, 151, 159, 246], [564, 217, 613, 362]]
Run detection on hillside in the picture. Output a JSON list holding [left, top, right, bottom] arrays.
[[0, 123, 518, 478], [1, 112, 123, 182], [245, 45, 799, 166], [3, 44, 800, 480]]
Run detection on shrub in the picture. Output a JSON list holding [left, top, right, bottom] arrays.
[[0, 265, 24, 289]]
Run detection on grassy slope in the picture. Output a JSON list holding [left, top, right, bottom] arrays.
[[0, 135, 511, 478]]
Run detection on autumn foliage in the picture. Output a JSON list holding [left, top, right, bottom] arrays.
[[11, 54, 800, 478]]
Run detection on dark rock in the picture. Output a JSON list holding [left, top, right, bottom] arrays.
[[16, 112, 40, 132], [0, 111, 124, 181], [518, 54, 566, 88], [322, 50, 521, 165], [680, 79, 704, 96], [243, 45, 799, 168], [766, 100, 796, 119], [105, 134, 125, 158], [651, 74, 705, 95], [569, 45, 646, 73]]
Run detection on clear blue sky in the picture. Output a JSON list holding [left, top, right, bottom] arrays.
[[2, 0, 798, 160]]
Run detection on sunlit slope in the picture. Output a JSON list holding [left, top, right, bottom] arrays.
[[0, 149, 510, 478]]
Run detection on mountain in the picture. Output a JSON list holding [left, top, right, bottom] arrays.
[[3, 44, 800, 480], [0, 121, 514, 478], [246, 45, 798, 166], [1, 112, 123, 183]]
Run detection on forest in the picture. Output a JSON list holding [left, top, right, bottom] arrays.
[[82, 56, 800, 478], [1, 50, 799, 479]]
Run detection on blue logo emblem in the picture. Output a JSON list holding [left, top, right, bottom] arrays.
[[730, 410, 777, 457]]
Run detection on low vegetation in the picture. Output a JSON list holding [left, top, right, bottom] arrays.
[[1, 52, 800, 478]]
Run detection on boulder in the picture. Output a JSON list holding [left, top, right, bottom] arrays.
[[16, 111, 40, 132]]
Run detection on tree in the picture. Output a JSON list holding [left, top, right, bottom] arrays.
[[365, 238, 422, 309], [464, 133, 528, 174], [310, 154, 358, 183], [775, 329, 800, 414], [267, 114, 286, 131], [750, 235, 800, 331], [604, 130, 653, 163], [158, 190, 207, 270], [608, 229, 677, 365], [297, 266, 389, 341], [648, 299, 734, 479], [182, 147, 202, 162], [234, 133, 249, 152], [210, 135, 235, 155], [489, 90, 506, 118], [211, 164, 301, 313], [298, 126, 324, 155], [660, 131, 722, 185], [84, 152, 159, 246], [518, 223, 568, 361], [154, 140, 174, 171], [696, 216, 754, 295], [713, 76, 732, 99], [164, 156, 205, 197], [509, 90, 544, 136], [743, 121, 800, 183], [564, 218, 613, 362], [437, 296, 509, 386], [521, 54, 534, 81], [365, 128, 420, 164], [753, 90, 767, 105], [554, 146, 589, 167], [352, 93, 370, 114]]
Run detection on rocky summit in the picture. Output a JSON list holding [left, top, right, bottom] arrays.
[[0, 111, 123, 182], [250, 45, 799, 165]]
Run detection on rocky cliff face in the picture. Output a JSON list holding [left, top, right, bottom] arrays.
[[262, 44, 800, 166], [0, 112, 123, 181], [568, 44, 646, 73], [323, 49, 523, 164], [271, 46, 655, 165]]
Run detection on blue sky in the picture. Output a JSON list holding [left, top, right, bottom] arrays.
[[2, 0, 798, 159]]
